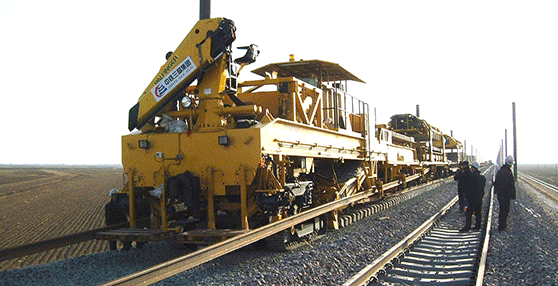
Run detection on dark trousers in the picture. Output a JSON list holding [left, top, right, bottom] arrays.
[[464, 202, 482, 230], [458, 189, 467, 211], [498, 197, 511, 230]]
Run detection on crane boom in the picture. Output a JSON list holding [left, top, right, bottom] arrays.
[[128, 18, 236, 131]]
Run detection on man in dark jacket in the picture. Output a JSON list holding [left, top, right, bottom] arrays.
[[460, 162, 486, 232], [105, 189, 131, 250], [493, 156, 516, 231], [454, 161, 472, 212]]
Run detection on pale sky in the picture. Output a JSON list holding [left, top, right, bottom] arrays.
[[0, 0, 556, 165]]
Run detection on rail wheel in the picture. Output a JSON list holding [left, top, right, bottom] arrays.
[[266, 214, 327, 251], [266, 229, 293, 251]]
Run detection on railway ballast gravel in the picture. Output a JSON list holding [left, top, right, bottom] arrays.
[[483, 180, 558, 285]]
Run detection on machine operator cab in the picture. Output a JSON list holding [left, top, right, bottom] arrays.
[[238, 55, 370, 138]]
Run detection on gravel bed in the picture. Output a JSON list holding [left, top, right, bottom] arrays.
[[0, 179, 461, 286], [157, 180, 458, 286], [0, 242, 192, 286], [484, 180, 558, 286]]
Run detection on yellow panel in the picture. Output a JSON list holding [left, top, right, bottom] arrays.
[[122, 133, 180, 187], [122, 128, 261, 195], [259, 118, 366, 160]]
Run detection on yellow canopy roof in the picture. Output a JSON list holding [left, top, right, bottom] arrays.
[[251, 59, 365, 83]]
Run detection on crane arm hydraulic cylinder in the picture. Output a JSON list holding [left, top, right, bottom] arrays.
[[128, 18, 236, 131]]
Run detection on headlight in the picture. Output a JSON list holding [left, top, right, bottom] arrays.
[[181, 96, 192, 108]]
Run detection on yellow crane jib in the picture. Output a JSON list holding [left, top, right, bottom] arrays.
[[128, 18, 236, 131]]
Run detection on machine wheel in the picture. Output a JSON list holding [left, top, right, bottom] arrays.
[[266, 229, 292, 251]]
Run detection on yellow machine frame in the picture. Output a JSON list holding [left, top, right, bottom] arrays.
[[114, 18, 462, 246]]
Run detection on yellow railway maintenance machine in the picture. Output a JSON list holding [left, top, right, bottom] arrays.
[[443, 134, 464, 173], [98, 17, 388, 249], [389, 114, 450, 179]]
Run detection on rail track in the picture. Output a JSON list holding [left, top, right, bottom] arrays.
[[101, 184, 407, 286], [1, 174, 448, 284], [0, 222, 128, 262], [519, 172, 558, 202], [0, 189, 373, 267], [344, 168, 493, 286], [0, 172, 422, 261], [99, 176, 449, 285]]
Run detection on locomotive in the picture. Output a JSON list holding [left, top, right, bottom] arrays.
[[102, 17, 464, 248]]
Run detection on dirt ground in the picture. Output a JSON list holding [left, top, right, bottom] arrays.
[[0, 165, 123, 270]]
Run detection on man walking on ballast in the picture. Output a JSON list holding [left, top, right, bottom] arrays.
[[493, 156, 516, 231]]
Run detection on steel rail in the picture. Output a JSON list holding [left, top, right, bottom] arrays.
[[475, 184, 495, 285], [101, 172, 449, 285], [342, 196, 458, 286], [344, 167, 492, 286], [0, 222, 128, 262], [101, 188, 380, 286], [519, 172, 558, 193]]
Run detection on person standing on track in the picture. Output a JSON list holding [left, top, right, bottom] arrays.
[[493, 156, 516, 231], [454, 161, 472, 213], [460, 162, 486, 232]]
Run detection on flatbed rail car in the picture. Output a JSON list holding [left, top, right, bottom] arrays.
[[375, 125, 424, 190], [444, 133, 464, 172], [101, 18, 459, 248], [388, 113, 450, 178]]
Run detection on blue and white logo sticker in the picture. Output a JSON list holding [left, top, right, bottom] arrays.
[[151, 56, 197, 102]]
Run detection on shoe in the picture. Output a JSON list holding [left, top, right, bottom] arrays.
[[459, 227, 470, 233]]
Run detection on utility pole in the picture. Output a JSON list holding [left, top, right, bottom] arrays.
[[464, 140, 467, 161], [200, 0, 211, 20], [505, 129, 508, 157], [500, 139, 506, 164], [512, 102, 518, 181]]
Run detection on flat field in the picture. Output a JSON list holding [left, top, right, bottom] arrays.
[[520, 164, 558, 185], [0, 165, 123, 270]]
